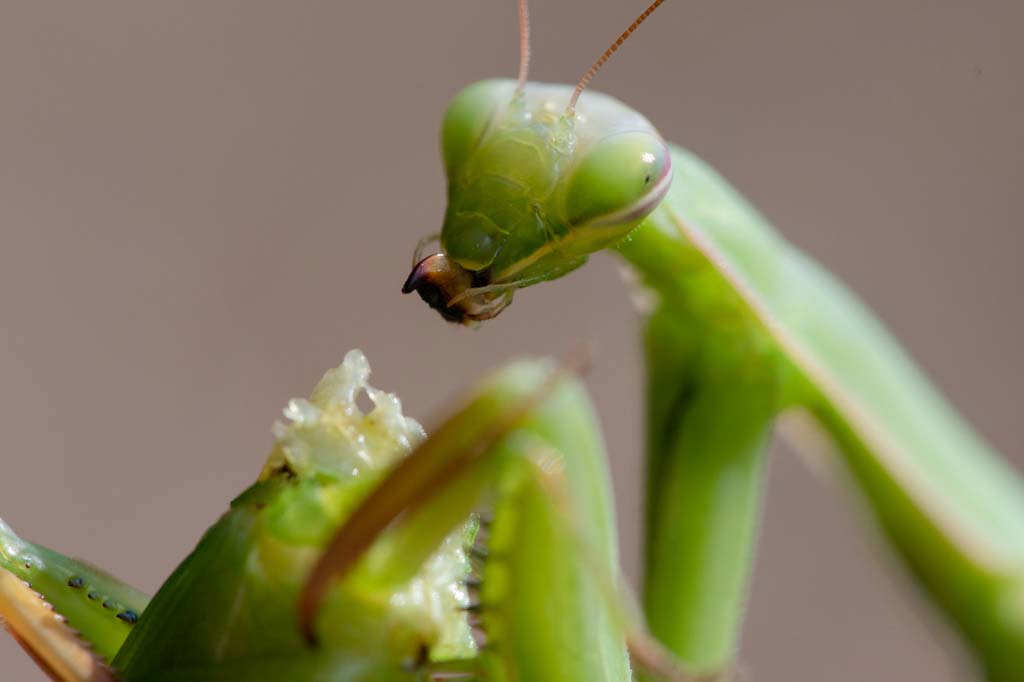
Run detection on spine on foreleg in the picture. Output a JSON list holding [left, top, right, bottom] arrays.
[[0, 515, 149, 662]]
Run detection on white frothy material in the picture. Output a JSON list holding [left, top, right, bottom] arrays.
[[263, 350, 426, 479]]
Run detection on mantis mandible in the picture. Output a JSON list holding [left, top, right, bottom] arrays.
[[402, 0, 1024, 679]]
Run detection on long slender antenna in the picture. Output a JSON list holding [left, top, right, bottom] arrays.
[[516, 0, 531, 92], [567, 0, 667, 113]]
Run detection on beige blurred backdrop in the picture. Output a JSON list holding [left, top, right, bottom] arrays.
[[1, 2, 1021, 679]]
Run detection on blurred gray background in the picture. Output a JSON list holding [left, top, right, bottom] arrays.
[[1, 1, 1021, 679]]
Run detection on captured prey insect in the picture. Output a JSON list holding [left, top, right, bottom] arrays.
[[3, 350, 684, 681], [403, 0, 1024, 679]]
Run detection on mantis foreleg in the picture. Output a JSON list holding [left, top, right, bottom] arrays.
[[299, 358, 635, 682], [641, 308, 777, 676], [3, 351, 649, 681], [0, 517, 149, 663]]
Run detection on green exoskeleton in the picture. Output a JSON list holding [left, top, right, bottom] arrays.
[[402, 0, 1024, 679], [3, 350, 659, 681]]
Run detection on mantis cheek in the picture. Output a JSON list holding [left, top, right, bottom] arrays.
[[442, 212, 503, 272]]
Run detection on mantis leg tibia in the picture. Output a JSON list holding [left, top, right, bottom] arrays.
[[0, 516, 149, 664], [0, 569, 114, 682]]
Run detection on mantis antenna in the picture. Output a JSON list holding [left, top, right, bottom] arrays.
[[516, 0, 531, 92], [567, 0, 667, 113]]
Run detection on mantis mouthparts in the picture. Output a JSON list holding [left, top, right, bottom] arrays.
[[403, 253, 513, 324]]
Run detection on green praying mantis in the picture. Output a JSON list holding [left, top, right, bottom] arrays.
[[2, 1, 1023, 680], [2, 349, 648, 681]]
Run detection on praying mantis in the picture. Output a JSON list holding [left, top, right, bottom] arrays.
[[1, 1, 1021, 681], [402, 0, 1024, 678], [2, 349, 653, 681]]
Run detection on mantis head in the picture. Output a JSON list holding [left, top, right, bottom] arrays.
[[403, 0, 671, 324]]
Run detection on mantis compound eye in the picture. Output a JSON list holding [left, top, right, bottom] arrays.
[[440, 80, 513, 175], [402, 253, 513, 324], [563, 131, 671, 229]]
